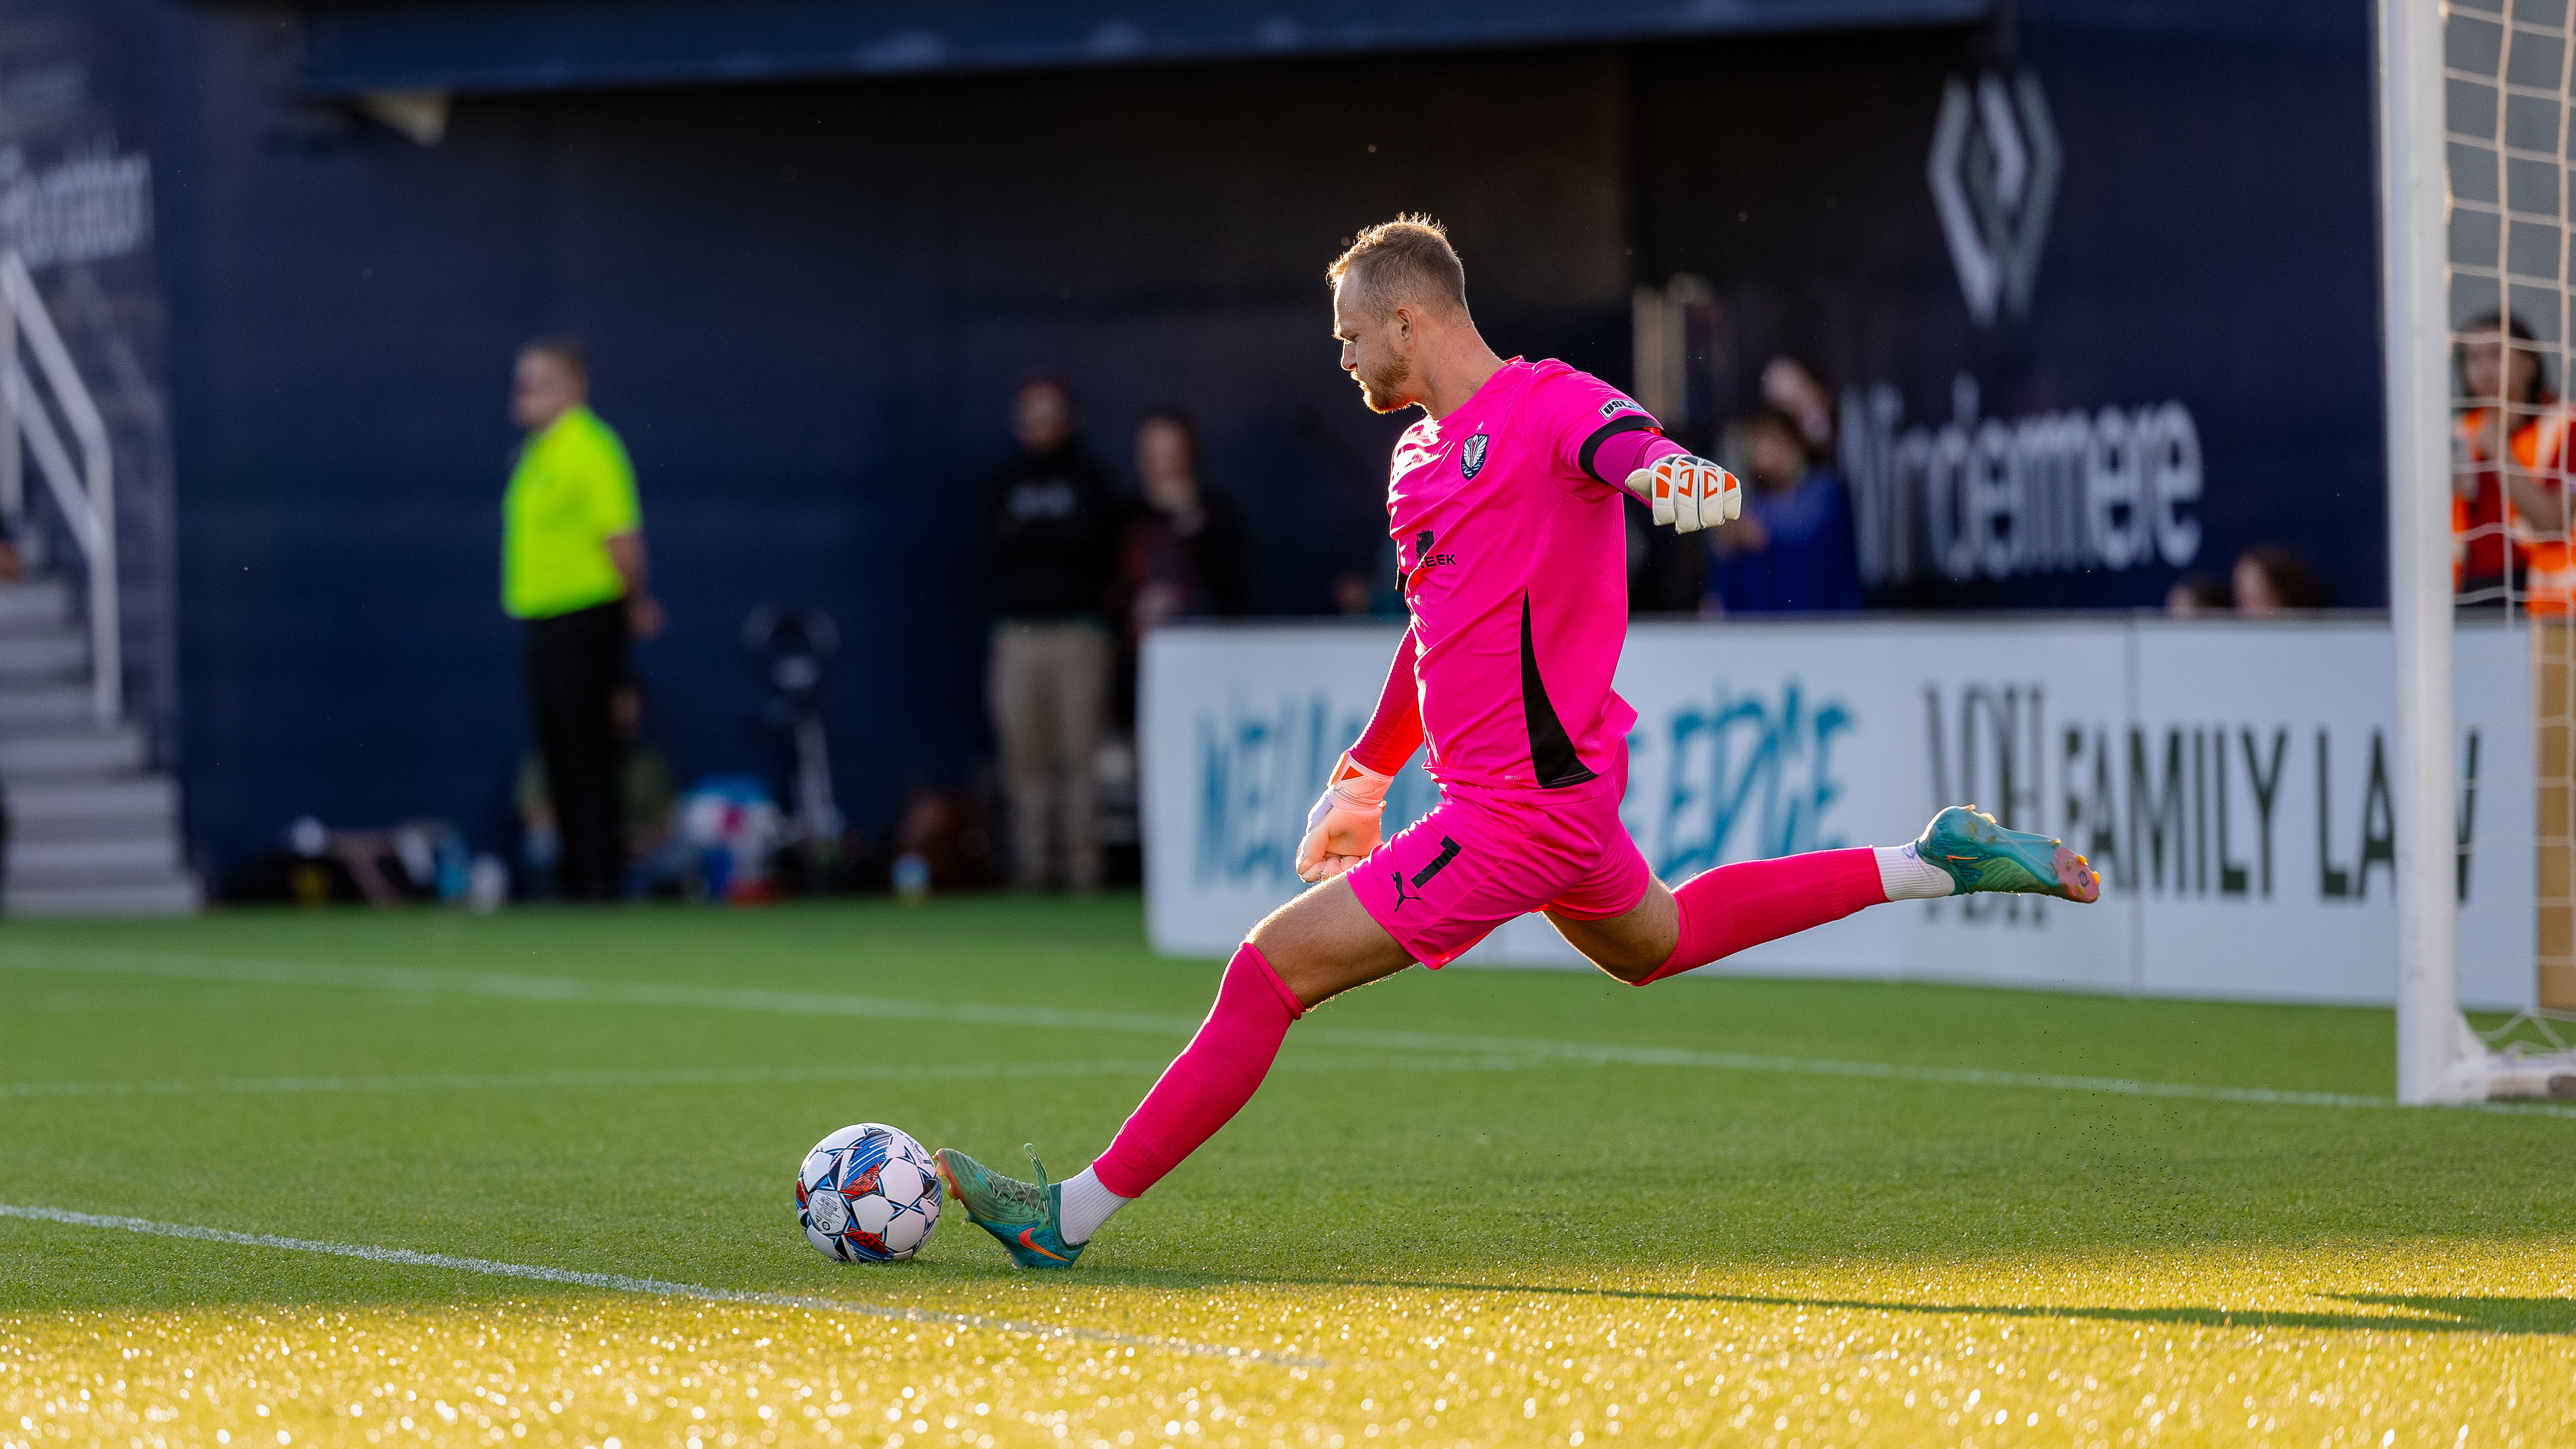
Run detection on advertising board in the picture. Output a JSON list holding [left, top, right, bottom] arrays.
[[1142, 617, 2533, 1008]]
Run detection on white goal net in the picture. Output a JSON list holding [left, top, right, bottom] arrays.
[[2395, 0, 2576, 1099]]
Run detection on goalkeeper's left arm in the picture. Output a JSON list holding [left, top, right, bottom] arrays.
[[1590, 427, 1742, 534]]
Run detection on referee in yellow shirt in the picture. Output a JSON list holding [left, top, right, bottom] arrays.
[[503, 338, 665, 901]]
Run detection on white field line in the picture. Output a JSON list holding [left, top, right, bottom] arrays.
[[5, 942, 2571, 1120], [0, 1054, 1574, 1101], [0, 942, 1207, 1034], [0, 1060, 1174, 1100], [0, 1203, 1324, 1368]]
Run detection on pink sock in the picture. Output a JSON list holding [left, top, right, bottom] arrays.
[[1635, 847, 1886, 985], [1091, 942, 1303, 1198]]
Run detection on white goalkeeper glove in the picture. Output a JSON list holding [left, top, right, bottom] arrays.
[[1295, 751, 1393, 884], [1625, 453, 1741, 534]]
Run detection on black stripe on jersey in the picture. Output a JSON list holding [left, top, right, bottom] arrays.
[[1520, 593, 1598, 789], [1577, 413, 1660, 486]]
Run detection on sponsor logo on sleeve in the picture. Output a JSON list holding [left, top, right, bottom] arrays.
[[1601, 398, 1643, 418]]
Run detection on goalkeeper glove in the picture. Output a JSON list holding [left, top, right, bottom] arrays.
[[1626, 453, 1741, 534], [1295, 752, 1393, 884]]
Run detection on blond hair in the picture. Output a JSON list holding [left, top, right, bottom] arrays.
[[1327, 215, 1468, 321]]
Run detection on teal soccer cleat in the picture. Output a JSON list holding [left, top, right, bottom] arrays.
[[1913, 805, 2102, 903], [932, 1144, 1087, 1269]]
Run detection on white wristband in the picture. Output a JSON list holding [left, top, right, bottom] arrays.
[[1323, 751, 1391, 811]]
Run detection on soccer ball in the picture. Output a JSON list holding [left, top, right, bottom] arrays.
[[795, 1122, 942, 1263]]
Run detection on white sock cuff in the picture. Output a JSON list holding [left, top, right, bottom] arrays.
[[1875, 842, 1955, 901], [1055, 1165, 1132, 1246]]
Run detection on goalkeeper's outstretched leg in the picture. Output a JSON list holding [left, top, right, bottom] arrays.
[[934, 804, 2096, 1267]]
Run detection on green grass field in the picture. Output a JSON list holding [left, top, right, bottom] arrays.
[[4, 896, 2573, 1449]]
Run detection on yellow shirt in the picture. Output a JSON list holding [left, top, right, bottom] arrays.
[[502, 406, 640, 620]]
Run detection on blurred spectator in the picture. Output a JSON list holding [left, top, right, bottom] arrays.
[[2232, 545, 2329, 616], [1761, 355, 1837, 453], [984, 376, 1120, 892], [1625, 508, 1705, 614], [503, 337, 662, 901], [1702, 407, 1862, 614], [2165, 573, 2231, 617], [2453, 311, 2572, 605], [1114, 408, 1252, 722], [1121, 409, 1251, 633]]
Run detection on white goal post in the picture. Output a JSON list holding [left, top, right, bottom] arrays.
[[2385, 0, 2576, 1102], [2380, 0, 2475, 1103]]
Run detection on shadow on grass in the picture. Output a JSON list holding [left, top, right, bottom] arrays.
[[2327, 1294, 2576, 1334], [1132, 1273, 2576, 1337], [15, 1233, 2573, 1340]]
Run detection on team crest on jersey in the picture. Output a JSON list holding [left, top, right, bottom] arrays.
[[1460, 433, 1489, 480], [1601, 397, 1643, 418]]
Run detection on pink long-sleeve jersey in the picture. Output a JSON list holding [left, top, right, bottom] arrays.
[[1359, 358, 1680, 791]]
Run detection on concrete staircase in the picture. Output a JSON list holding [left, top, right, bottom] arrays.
[[0, 577, 195, 915]]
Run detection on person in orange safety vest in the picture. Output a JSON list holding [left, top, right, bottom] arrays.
[[2454, 310, 2575, 614]]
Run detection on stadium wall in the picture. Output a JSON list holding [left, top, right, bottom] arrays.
[[37, 1, 2382, 883]]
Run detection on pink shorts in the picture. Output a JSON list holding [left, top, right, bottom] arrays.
[[1351, 747, 1651, 968]]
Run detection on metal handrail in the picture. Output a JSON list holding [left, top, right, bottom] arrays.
[[0, 250, 116, 723]]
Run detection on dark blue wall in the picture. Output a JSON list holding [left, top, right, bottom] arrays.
[[292, 0, 1990, 94]]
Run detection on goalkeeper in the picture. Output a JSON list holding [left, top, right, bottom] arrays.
[[936, 216, 2100, 1266]]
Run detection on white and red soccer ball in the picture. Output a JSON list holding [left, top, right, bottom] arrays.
[[795, 1123, 941, 1263]]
